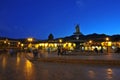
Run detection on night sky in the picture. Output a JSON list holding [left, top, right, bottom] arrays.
[[0, 0, 120, 39]]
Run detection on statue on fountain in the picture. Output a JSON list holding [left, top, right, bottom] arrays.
[[74, 24, 82, 35]]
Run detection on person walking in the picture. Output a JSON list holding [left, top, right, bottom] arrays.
[[47, 47, 50, 54], [33, 48, 38, 58], [57, 46, 61, 56], [94, 48, 98, 54], [100, 47, 103, 53]]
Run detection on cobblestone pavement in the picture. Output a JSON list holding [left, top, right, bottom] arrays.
[[0, 52, 120, 80], [27, 51, 120, 60], [26, 52, 120, 65]]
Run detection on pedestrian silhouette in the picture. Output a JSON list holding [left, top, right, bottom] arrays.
[[94, 48, 98, 54], [57, 46, 61, 55], [33, 48, 38, 58]]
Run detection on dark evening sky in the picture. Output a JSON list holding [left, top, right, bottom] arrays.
[[0, 0, 120, 39]]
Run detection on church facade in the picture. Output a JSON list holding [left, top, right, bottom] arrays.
[[32, 24, 119, 53], [0, 24, 119, 53]]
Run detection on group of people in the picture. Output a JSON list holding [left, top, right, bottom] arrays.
[[31, 47, 50, 58], [32, 46, 67, 58], [94, 47, 103, 54], [32, 48, 39, 58], [57, 46, 67, 55], [9, 48, 17, 56]]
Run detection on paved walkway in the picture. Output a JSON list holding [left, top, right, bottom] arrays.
[[26, 52, 120, 65], [1, 53, 120, 80]]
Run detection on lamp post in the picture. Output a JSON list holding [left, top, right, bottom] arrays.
[[106, 37, 109, 53], [89, 40, 92, 51], [4, 39, 8, 49], [27, 38, 33, 48], [59, 39, 62, 47]]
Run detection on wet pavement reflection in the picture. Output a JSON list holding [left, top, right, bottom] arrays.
[[0, 52, 120, 80]]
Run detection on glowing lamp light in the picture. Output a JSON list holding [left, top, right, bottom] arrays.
[[73, 43, 76, 47], [4, 41, 7, 44], [45, 43, 48, 47], [18, 42, 21, 45], [106, 37, 109, 41], [101, 42, 104, 46], [89, 40, 92, 44], [27, 38, 33, 42], [68, 43, 72, 47], [108, 42, 112, 46], [21, 44, 24, 47], [59, 39, 62, 43], [54, 43, 57, 47], [8, 42, 10, 45]]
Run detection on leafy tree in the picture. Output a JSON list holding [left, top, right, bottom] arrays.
[[48, 33, 54, 40]]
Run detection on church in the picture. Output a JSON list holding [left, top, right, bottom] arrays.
[[30, 24, 119, 53], [0, 24, 119, 53], [31, 24, 102, 52]]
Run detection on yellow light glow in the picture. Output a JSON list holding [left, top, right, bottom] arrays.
[[8, 42, 10, 45], [39, 43, 41, 46], [45, 43, 48, 47], [89, 40, 92, 43], [27, 38, 33, 42], [24, 60, 33, 79], [68, 43, 72, 47], [49, 43, 53, 47], [4, 41, 7, 43], [108, 42, 112, 46], [85, 47, 88, 50], [16, 56, 20, 66], [54, 43, 57, 47], [35, 44, 39, 48], [106, 37, 109, 41], [21, 44, 24, 47], [73, 44, 76, 47], [106, 68, 113, 79], [63, 44, 66, 47], [18, 42, 21, 44], [101, 42, 104, 46], [26, 60, 32, 68], [59, 39, 62, 43], [92, 46, 95, 50], [2, 56, 7, 69], [39, 43, 44, 46]]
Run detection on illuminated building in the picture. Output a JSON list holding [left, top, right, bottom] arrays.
[[0, 25, 120, 54]]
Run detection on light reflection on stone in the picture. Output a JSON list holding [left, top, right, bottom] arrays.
[[2, 56, 7, 69], [24, 60, 34, 80], [88, 70, 96, 79], [106, 68, 113, 79], [16, 55, 20, 67]]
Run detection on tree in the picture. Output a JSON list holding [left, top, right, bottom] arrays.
[[48, 33, 54, 40]]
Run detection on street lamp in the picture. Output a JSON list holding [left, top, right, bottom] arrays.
[[4, 39, 8, 49], [27, 38, 33, 42], [59, 39, 62, 46], [106, 37, 109, 41], [106, 37, 109, 53], [27, 38, 33, 48], [89, 40, 92, 44], [89, 40, 92, 51], [59, 39, 62, 43]]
